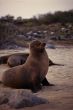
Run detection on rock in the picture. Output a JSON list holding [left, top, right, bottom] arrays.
[[46, 43, 55, 49], [0, 89, 10, 105], [8, 90, 33, 108], [0, 88, 49, 109]]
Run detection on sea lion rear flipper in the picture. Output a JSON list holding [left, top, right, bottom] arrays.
[[42, 77, 54, 86]]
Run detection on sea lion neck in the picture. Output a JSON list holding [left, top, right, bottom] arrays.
[[30, 50, 44, 58]]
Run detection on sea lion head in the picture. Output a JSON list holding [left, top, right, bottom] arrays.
[[30, 40, 46, 54]]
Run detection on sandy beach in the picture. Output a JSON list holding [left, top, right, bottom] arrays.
[[0, 46, 73, 110]]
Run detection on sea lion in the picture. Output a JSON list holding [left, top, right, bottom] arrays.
[[2, 40, 50, 92], [7, 53, 63, 67], [0, 52, 62, 67]]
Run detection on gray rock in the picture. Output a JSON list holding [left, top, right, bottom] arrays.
[[0, 88, 49, 109], [8, 90, 49, 108], [0, 89, 10, 105], [46, 44, 55, 49]]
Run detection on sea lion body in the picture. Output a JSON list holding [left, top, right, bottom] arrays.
[[7, 53, 29, 67], [2, 40, 49, 92]]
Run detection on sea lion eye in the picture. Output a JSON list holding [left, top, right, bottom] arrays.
[[38, 43, 41, 46]]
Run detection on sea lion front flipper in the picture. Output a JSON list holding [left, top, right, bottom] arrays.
[[42, 77, 54, 86], [32, 78, 42, 93], [32, 84, 42, 93]]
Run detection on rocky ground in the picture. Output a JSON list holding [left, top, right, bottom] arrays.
[[0, 46, 73, 110]]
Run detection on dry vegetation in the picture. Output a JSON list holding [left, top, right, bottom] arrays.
[[0, 10, 73, 49]]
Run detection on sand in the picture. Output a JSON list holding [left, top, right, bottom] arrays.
[[0, 47, 73, 110]]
